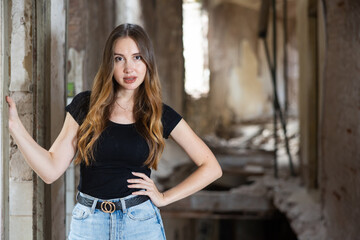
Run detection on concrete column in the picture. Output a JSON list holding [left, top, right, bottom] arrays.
[[50, 1, 68, 239], [141, 0, 184, 113], [7, 0, 34, 239], [320, 1, 360, 239], [296, 0, 319, 189], [0, 0, 10, 239], [83, 0, 115, 90], [115, 0, 143, 26]]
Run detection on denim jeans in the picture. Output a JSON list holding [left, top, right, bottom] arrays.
[[68, 192, 166, 240]]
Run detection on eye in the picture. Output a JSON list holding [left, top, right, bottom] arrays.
[[114, 56, 123, 62], [134, 55, 142, 61]]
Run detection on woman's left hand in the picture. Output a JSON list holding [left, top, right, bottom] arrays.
[[127, 172, 167, 207]]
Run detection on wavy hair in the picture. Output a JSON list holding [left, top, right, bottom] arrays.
[[74, 23, 164, 170]]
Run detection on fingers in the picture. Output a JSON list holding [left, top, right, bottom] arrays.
[[5, 96, 11, 106], [127, 177, 153, 190], [131, 172, 152, 182], [131, 191, 147, 195], [5, 96, 16, 108]]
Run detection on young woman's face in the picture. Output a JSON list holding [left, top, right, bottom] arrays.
[[113, 37, 147, 92]]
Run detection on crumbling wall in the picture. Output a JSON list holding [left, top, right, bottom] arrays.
[[320, 1, 360, 239]]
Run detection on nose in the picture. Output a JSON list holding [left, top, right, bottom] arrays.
[[124, 60, 135, 73]]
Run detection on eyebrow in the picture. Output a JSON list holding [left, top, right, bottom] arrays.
[[113, 52, 141, 56]]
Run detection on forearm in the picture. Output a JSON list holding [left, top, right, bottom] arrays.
[[162, 163, 222, 206], [10, 120, 55, 183]]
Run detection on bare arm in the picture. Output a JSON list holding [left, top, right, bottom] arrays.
[[6, 96, 78, 184], [129, 119, 222, 207], [161, 119, 223, 205]]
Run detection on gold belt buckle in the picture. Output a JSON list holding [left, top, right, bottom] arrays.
[[100, 201, 116, 213]]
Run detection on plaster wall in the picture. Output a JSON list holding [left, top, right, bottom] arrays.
[[320, 1, 360, 239]]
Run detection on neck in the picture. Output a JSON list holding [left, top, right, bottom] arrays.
[[116, 89, 135, 103]]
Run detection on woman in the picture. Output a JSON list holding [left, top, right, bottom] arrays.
[[6, 23, 222, 240]]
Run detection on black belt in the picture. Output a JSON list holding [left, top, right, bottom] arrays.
[[77, 193, 150, 213]]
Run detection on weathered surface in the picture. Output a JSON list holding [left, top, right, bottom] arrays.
[[297, 0, 319, 189], [320, 1, 360, 240], [7, 0, 34, 238], [50, 1, 68, 239], [141, 0, 184, 113], [206, 2, 298, 133], [115, 0, 142, 26], [83, 0, 115, 90], [264, 176, 326, 240], [162, 190, 273, 215], [9, 0, 33, 92]]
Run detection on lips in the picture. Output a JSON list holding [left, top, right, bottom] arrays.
[[123, 76, 137, 84]]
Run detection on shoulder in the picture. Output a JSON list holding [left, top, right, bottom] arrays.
[[162, 103, 182, 119], [69, 91, 91, 107], [65, 90, 91, 126], [161, 103, 183, 139], [73, 90, 91, 102]]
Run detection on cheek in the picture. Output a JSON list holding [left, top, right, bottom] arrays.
[[139, 64, 147, 76], [113, 66, 123, 78]]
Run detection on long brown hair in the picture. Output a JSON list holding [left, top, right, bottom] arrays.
[[74, 23, 164, 170]]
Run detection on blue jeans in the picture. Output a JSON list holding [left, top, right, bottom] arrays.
[[68, 192, 166, 240]]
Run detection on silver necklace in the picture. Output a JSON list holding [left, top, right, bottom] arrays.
[[115, 101, 132, 112]]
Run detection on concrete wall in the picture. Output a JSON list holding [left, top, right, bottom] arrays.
[[320, 1, 360, 239], [204, 1, 298, 133]]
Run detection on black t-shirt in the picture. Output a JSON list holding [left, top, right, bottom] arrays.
[[65, 91, 182, 199]]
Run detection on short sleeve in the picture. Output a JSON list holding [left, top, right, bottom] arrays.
[[162, 103, 182, 139], [65, 91, 91, 125]]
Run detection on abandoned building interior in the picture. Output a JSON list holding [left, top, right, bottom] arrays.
[[0, 0, 359, 239]]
